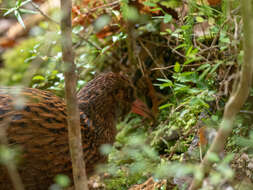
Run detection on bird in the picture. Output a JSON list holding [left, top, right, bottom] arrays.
[[0, 72, 152, 190]]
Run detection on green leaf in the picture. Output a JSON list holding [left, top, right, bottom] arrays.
[[32, 75, 45, 82], [190, 97, 209, 108], [174, 43, 187, 50], [54, 174, 70, 188], [211, 115, 219, 121], [112, 10, 120, 17], [174, 62, 181, 73], [160, 0, 180, 8], [157, 78, 173, 83], [155, 78, 173, 89], [180, 109, 189, 118], [183, 57, 203, 65], [174, 84, 190, 94], [16, 0, 22, 6], [209, 61, 222, 74], [100, 144, 113, 155], [94, 14, 111, 32], [220, 37, 230, 43], [24, 55, 37, 63], [19, 8, 38, 14], [174, 72, 198, 83], [221, 153, 234, 164], [180, 71, 195, 77], [4, 8, 16, 16], [20, 0, 32, 7], [196, 63, 210, 71], [164, 14, 172, 23], [196, 16, 204, 23], [185, 46, 193, 57], [101, 46, 110, 54], [159, 103, 172, 110], [154, 82, 173, 89], [122, 5, 139, 22], [250, 131, 253, 140], [199, 67, 211, 81], [207, 152, 220, 162], [150, 7, 162, 12], [14, 10, 25, 28], [142, 1, 156, 7], [72, 25, 84, 34], [235, 137, 253, 147], [0, 146, 13, 163]]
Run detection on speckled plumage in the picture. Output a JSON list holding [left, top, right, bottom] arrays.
[[0, 72, 138, 190]]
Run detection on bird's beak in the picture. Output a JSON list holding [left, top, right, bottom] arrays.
[[131, 99, 154, 119]]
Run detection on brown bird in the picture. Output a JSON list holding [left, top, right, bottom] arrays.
[[0, 72, 152, 190]]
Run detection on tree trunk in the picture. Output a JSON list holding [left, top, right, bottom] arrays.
[[60, 0, 89, 189]]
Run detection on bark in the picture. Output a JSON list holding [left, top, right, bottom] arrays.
[[189, 0, 253, 189], [60, 0, 89, 189]]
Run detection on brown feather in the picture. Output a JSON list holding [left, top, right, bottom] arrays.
[[0, 72, 139, 190]]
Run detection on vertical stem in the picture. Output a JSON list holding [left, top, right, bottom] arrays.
[[126, 22, 137, 66], [60, 0, 89, 189], [0, 122, 25, 190]]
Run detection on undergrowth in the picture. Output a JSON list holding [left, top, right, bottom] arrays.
[[1, 0, 253, 189]]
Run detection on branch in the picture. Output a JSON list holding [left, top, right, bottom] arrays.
[[60, 0, 89, 189], [30, 1, 59, 24], [189, 0, 253, 189]]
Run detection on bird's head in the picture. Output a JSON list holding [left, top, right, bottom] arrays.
[[77, 72, 153, 120]]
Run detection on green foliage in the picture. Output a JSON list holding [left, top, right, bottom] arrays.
[[0, 145, 22, 165], [0, 35, 65, 93], [1, 38, 39, 85], [54, 174, 71, 188], [104, 169, 145, 190], [101, 118, 159, 189], [91, 0, 243, 188], [151, 66, 216, 154], [1, 0, 16, 9], [235, 131, 253, 154], [3, 0, 37, 28], [121, 3, 140, 22], [0, 0, 249, 189]]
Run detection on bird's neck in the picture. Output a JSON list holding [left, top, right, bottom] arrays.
[[78, 95, 117, 124], [78, 96, 118, 144]]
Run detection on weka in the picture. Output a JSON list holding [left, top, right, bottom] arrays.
[[0, 72, 151, 190]]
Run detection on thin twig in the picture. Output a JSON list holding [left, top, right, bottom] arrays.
[[151, 63, 204, 71], [0, 119, 25, 190], [76, 33, 102, 50], [30, 1, 59, 24], [206, 18, 230, 60], [88, 0, 119, 12], [239, 110, 253, 114], [138, 40, 168, 79]]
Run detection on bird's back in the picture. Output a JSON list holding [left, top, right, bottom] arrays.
[[0, 88, 107, 190]]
